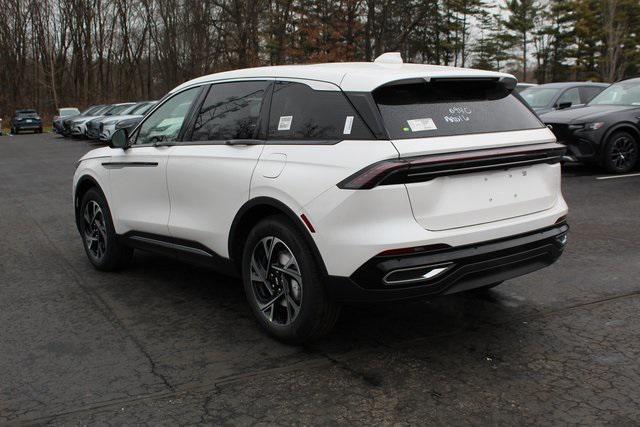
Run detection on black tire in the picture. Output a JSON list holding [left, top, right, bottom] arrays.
[[37, 127, 43, 133], [11, 126, 17, 135], [79, 188, 133, 271], [601, 131, 639, 174], [241, 215, 340, 343]]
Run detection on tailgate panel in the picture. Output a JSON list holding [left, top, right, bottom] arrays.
[[406, 163, 559, 231]]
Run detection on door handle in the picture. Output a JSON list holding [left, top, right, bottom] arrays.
[[224, 139, 263, 146]]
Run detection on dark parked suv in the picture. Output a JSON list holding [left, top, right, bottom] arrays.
[[542, 78, 640, 173], [11, 110, 43, 134], [520, 82, 609, 115]]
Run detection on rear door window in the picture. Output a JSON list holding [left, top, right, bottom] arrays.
[[580, 86, 606, 104], [191, 81, 270, 141], [268, 81, 372, 141], [557, 88, 581, 106], [373, 80, 543, 139]]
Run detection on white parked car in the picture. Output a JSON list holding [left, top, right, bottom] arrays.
[[99, 101, 157, 142], [73, 54, 569, 343], [70, 103, 134, 138]]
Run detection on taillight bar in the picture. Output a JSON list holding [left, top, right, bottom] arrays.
[[338, 142, 566, 190]]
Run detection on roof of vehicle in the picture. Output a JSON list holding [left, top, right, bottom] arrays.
[[171, 62, 514, 94], [531, 82, 609, 88], [615, 76, 640, 84], [16, 109, 37, 114]]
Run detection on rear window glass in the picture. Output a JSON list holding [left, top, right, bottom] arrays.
[[373, 80, 543, 139], [268, 81, 372, 141], [59, 108, 79, 116]]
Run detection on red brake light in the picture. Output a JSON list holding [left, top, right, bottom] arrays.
[[337, 143, 565, 190], [337, 159, 408, 190]]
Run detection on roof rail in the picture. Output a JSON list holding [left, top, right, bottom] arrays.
[[374, 52, 403, 64]]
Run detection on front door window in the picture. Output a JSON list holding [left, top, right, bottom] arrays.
[[135, 87, 200, 145]]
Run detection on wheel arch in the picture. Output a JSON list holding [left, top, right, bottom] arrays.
[[600, 122, 640, 154], [74, 174, 106, 232], [228, 197, 327, 276]]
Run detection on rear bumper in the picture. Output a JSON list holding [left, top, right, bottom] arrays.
[[15, 123, 42, 130], [325, 223, 568, 303]]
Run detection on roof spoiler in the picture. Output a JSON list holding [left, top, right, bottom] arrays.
[[376, 75, 518, 93]]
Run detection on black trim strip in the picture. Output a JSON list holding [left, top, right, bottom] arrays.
[[102, 161, 158, 168], [120, 231, 237, 276], [128, 235, 212, 257], [328, 223, 569, 301]]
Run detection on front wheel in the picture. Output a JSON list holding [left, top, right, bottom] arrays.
[[242, 216, 340, 343], [601, 131, 638, 174], [79, 188, 133, 271]]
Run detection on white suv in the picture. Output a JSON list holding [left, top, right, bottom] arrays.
[[73, 55, 569, 343]]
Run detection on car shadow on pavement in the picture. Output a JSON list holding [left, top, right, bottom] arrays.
[[114, 250, 527, 356], [561, 161, 602, 177]]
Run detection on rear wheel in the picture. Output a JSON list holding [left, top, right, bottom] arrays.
[[601, 131, 638, 174], [79, 188, 133, 271], [242, 215, 340, 343]]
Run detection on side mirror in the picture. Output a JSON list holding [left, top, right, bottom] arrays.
[[557, 102, 572, 110], [110, 128, 129, 149]]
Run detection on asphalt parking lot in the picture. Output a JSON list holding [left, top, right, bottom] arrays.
[[1, 133, 640, 425]]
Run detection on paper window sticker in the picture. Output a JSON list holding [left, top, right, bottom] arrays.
[[343, 116, 354, 135], [407, 118, 437, 132], [278, 116, 293, 131]]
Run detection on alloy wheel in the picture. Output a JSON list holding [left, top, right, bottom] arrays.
[[83, 200, 107, 260], [610, 136, 637, 170], [249, 236, 303, 326]]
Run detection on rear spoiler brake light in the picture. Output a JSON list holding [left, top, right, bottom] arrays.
[[337, 142, 566, 190]]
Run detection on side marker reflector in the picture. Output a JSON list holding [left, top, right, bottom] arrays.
[[300, 214, 316, 233]]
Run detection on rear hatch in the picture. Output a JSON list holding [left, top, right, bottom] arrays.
[[16, 111, 39, 123], [373, 78, 560, 231]]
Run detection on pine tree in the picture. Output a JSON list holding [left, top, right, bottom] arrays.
[[502, 0, 540, 81]]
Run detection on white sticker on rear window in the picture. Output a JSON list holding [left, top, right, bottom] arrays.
[[278, 116, 293, 131], [343, 116, 354, 135], [407, 118, 437, 132]]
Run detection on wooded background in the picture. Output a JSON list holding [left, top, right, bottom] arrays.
[[1, 0, 639, 119]]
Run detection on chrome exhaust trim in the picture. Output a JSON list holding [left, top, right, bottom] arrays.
[[383, 263, 454, 286]]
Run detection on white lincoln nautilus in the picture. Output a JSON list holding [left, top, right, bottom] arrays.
[[73, 53, 569, 343]]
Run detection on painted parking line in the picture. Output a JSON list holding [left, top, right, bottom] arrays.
[[596, 173, 640, 180]]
